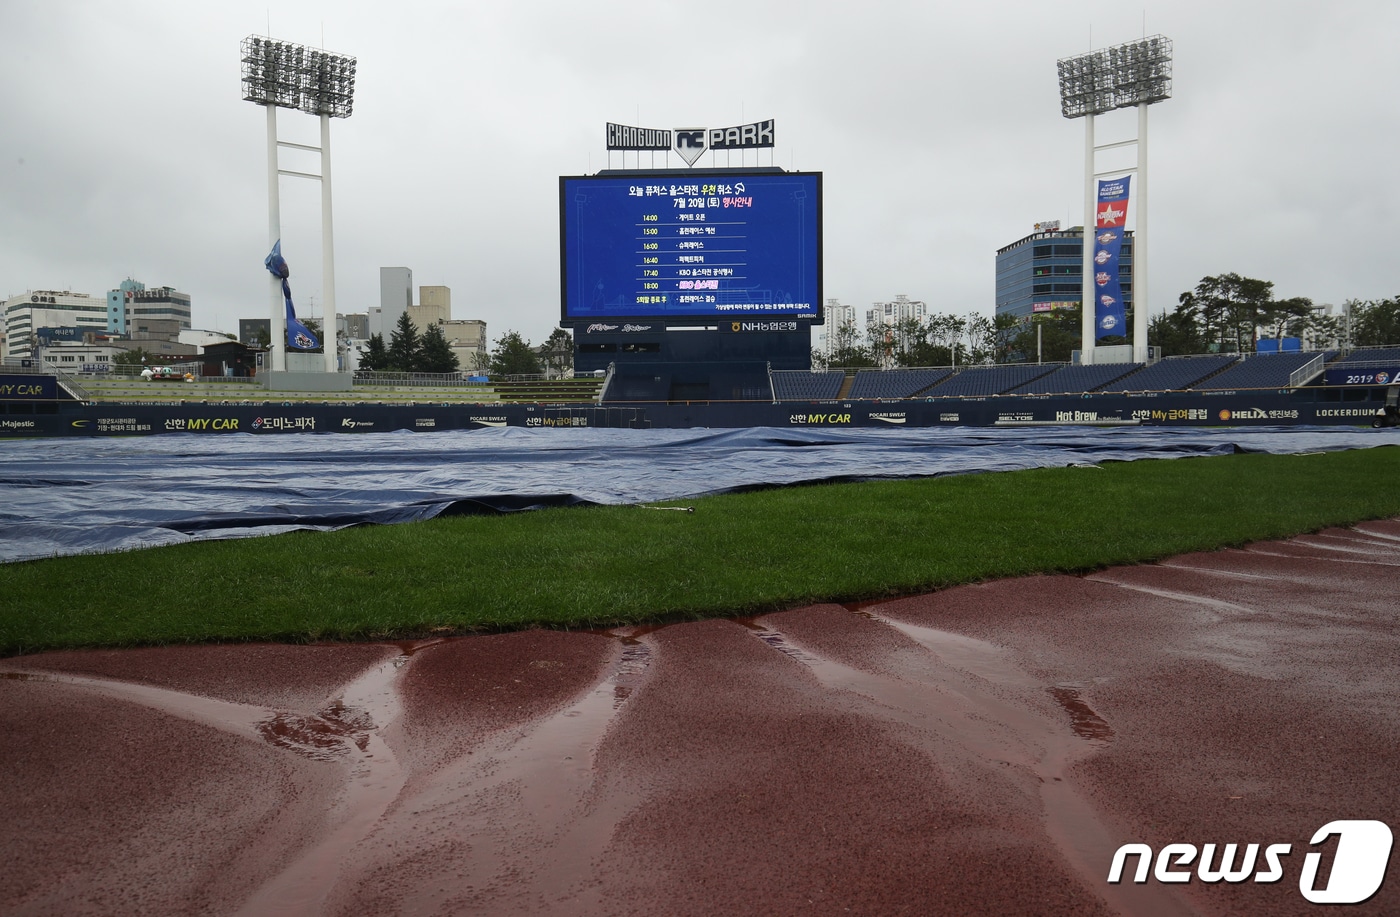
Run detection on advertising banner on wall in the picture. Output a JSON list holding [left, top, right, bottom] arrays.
[[1092, 177, 1130, 340]]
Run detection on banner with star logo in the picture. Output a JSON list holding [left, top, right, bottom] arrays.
[[1091, 177, 1131, 340]]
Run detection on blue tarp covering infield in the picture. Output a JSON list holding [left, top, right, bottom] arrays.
[[2, 425, 1398, 564]]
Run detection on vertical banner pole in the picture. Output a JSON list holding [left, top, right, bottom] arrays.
[[267, 104, 285, 372], [1135, 102, 1149, 363], [321, 114, 338, 374], [1081, 113, 1096, 364]]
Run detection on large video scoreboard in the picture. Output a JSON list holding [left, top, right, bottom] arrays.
[[560, 171, 821, 324]]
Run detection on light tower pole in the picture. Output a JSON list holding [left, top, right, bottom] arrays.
[[1057, 36, 1172, 365], [241, 36, 356, 375]]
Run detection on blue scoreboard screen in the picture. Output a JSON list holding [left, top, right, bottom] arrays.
[[560, 171, 822, 323]]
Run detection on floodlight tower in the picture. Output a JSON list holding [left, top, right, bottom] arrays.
[[240, 36, 357, 374], [1057, 36, 1172, 364]]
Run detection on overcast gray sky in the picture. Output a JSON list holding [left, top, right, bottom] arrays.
[[2, 0, 1395, 346]]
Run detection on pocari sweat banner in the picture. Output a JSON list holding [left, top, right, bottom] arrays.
[[1092, 177, 1130, 341]]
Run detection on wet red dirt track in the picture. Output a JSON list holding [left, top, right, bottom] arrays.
[[3, 521, 1399, 916]]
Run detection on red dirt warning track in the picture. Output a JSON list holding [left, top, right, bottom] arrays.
[[3, 521, 1398, 915]]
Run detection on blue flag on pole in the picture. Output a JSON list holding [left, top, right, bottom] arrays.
[[263, 240, 320, 351], [1091, 177, 1130, 341]]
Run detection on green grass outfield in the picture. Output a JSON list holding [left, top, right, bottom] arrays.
[[3, 446, 1399, 656]]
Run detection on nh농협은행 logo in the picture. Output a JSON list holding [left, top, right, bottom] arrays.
[[1108, 820, 1392, 904]]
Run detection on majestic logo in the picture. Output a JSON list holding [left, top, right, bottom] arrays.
[[1095, 249, 1113, 264], [673, 128, 710, 166], [1095, 272, 1111, 286]]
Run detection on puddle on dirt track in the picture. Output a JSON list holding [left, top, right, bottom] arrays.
[[9, 524, 1399, 917], [1048, 685, 1115, 747]]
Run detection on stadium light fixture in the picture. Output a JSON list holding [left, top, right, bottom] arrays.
[[1056, 36, 1172, 119], [241, 35, 357, 376], [1057, 36, 1172, 365]]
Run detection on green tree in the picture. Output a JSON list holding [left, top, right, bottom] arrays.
[[1188, 273, 1276, 352], [1149, 292, 1207, 357], [387, 312, 421, 372], [112, 347, 154, 366], [963, 313, 997, 364], [1007, 309, 1080, 363], [360, 333, 389, 372], [828, 319, 876, 368], [488, 330, 543, 376], [542, 328, 574, 377], [1259, 296, 1314, 344], [417, 323, 460, 374], [1347, 297, 1400, 347]]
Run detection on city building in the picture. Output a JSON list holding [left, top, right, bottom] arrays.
[[409, 285, 450, 332], [338, 313, 369, 341], [866, 294, 927, 329], [995, 226, 1133, 322], [440, 319, 487, 372], [4, 290, 110, 362], [371, 267, 413, 338], [240, 318, 272, 347], [817, 298, 857, 355], [106, 279, 192, 336]]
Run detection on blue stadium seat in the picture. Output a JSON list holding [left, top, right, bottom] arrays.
[[848, 368, 954, 399], [771, 370, 844, 401], [1192, 351, 1330, 390], [1106, 355, 1238, 392], [927, 364, 1057, 397], [1010, 363, 1142, 395]]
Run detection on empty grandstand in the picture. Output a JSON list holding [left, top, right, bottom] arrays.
[[1333, 346, 1400, 367], [925, 364, 1057, 397], [1009, 363, 1142, 395], [1193, 351, 1333, 390], [771, 370, 844, 401], [1101, 354, 1239, 393], [848, 368, 954, 399]]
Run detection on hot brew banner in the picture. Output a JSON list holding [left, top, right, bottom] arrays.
[[1092, 177, 1130, 340], [263, 240, 320, 351]]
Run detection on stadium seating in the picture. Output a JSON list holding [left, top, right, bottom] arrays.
[[925, 364, 1057, 397], [770, 370, 845, 401], [1332, 346, 1400, 366], [1192, 351, 1331, 390], [1009, 363, 1142, 395], [848, 368, 954, 399], [1103, 354, 1238, 392]]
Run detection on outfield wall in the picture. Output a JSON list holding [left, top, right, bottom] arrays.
[[0, 384, 1391, 437]]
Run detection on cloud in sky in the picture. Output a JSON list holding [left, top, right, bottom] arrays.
[[2, 0, 1395, 346]]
